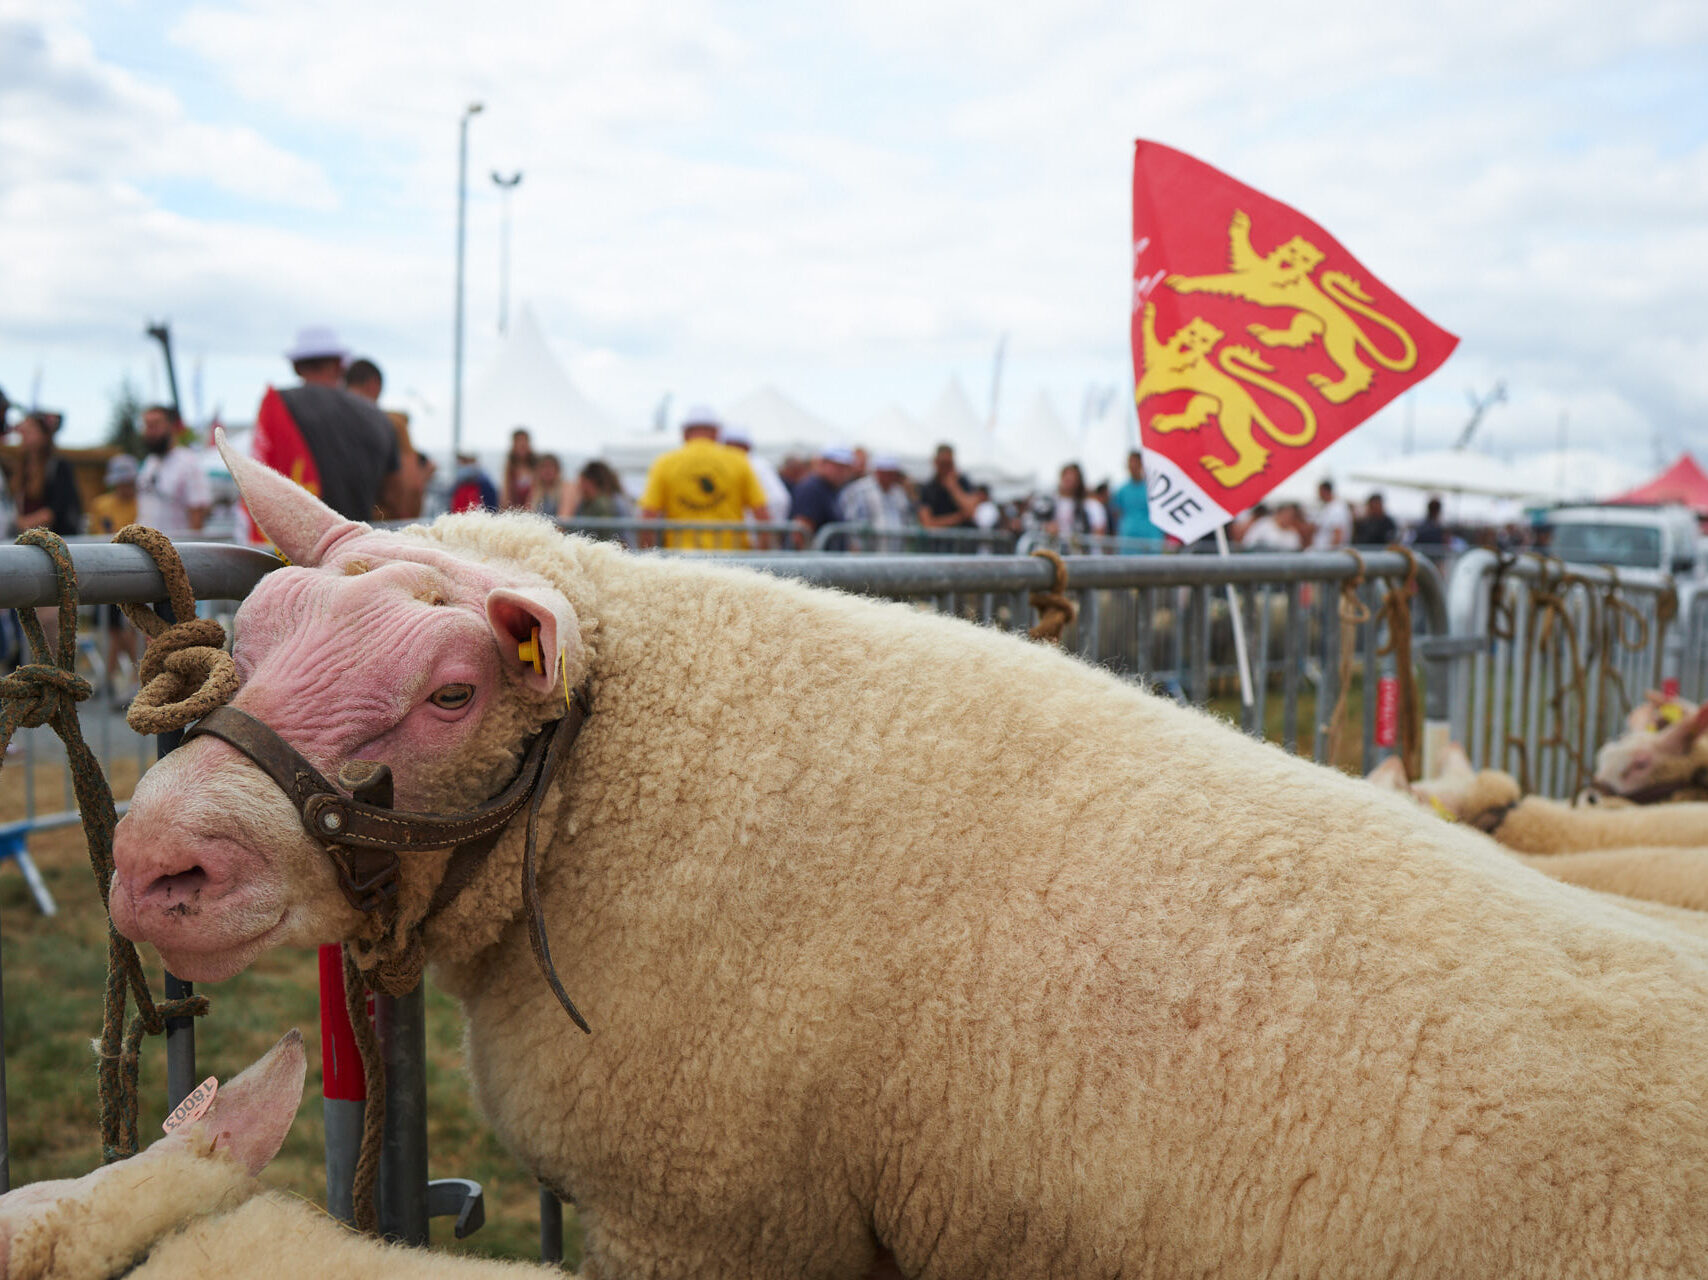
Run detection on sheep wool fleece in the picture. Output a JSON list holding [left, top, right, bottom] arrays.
[[365, 515, 1708, 1280]]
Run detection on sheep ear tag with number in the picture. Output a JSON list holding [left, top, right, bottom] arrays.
[[163, 1077, 219, 1134]]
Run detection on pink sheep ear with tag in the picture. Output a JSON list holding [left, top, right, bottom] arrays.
[[486, 586, 581, 698], [215, 425, 368, 567], [200, 1029, 307, 1176], [1658, 703, 1708, 754]]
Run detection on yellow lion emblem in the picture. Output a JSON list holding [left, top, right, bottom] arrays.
[[1164, 210, 1417, 404], [1135, 302, 1317, 488]]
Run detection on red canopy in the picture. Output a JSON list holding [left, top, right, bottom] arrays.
[[1606, 453, 1708, 514]]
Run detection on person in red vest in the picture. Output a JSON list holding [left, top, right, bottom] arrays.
[[250, 326, 403, 532]]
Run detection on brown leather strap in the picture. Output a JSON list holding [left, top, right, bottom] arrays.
[[185, 705, 565, 851], [524, 700, 592, 1034], [184, 688, 596, 1032]]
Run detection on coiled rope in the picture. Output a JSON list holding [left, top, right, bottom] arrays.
[[0, 529, 210, 1163], [1027, 548, 1077, 644]]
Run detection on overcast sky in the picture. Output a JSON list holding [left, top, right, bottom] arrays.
[[4, 0, 1706, 470]]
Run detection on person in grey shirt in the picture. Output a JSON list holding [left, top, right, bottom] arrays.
[[271, 326, 403, 520]]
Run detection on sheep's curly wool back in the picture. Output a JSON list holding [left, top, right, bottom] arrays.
[[107, 445, 1708, 1280], [406, 515, 1708, 1280]]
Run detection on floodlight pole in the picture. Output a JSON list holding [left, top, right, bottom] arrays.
[[492, 170, 523, 335], [451, 101, 485, 476]]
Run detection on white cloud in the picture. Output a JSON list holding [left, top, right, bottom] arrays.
[[1, 0, 1704, 481]]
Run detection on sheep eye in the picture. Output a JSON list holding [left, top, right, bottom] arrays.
[[429, 684, 475, 710]]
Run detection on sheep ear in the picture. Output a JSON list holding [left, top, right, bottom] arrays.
[[1659, 703, 1708, 753], [217, 423, 367, 566], [1366, 756, 1408, 790], [203, 1030, 306, 1176], [486, 587, 580, 697], [1628, 691, 1668, 733], [1438, 744, 1474, 782]]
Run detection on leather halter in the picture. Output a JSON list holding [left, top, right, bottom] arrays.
[[183, 684, 595, 1033], [1590, 767, 1708, 807]]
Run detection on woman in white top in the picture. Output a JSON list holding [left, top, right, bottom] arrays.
[[1046, 462, 1108, 549]]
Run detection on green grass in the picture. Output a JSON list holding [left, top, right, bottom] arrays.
[[0, 817, 579, 1268]]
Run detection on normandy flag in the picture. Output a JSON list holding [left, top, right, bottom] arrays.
[[1131, 141, 1458, 545]]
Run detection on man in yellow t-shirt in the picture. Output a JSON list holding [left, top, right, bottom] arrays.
[[639, 408, 772, 550]]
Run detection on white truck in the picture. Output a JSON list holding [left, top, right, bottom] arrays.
[[1545, 504, 1705, 579]]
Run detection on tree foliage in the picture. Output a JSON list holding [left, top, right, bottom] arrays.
[[106, 376, 144, 456]]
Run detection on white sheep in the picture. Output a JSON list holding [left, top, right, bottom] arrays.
[[106, 445, 1708, 1278], [0, 1032, 549, 1279], [1592, 693, 1708, 802]]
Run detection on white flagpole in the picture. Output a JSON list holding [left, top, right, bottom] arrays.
[[1215, 525, 1254, 708]]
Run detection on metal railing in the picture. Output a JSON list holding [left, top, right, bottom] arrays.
[[727, 550, 1452, 771], [1679, 582, 1708, 704], [807, 522, 1017, 553], [1014, 530, 1172, 556], [554, 516, 808, 550], [1444, 549, 1679, 798]]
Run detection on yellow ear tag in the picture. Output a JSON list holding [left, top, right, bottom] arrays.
[[1659, 702, 1685, 727], [518, 627, 544, 675], [561, 645, 573, 715]]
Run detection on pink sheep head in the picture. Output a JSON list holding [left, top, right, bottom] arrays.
[[109, 434, 582, 982], [0, 1030, 305, 1278], [1592, 697, 1707, 799]]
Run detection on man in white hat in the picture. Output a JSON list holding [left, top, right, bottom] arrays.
[[638, 405, 771, 550], [249, 326, 403, 528]]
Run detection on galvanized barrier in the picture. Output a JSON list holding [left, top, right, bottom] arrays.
[[728, 550, 1451, 773], [555, 515, 808, 551], [808, 522, 1017, 553], [1444, 549, 1678, 798], [1678, 582, 1708, 704], [1014, 530, 1172, 556]]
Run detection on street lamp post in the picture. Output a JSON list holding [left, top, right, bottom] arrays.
[[491, 170, 523, 335], [451, 101, 484, 479]]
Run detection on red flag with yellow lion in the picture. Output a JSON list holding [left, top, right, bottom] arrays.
[[1131, 140, 1458, 545]]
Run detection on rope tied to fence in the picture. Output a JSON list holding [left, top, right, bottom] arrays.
[[1374, 546, 1423, 783], [1323, 550, 1371, 771], [1507, 555, 1592, 795], [112, 525, 240, 736], [0, 529, 211, 1163], [1027, 548, 1077, 644]]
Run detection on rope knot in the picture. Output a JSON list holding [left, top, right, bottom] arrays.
[[0, 663, 93, 728], [1027, 548, 1076, 644], [112, 525, 239, 735]]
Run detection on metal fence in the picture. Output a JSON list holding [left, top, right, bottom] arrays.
[[1444, 549, 1680, 798], [1679, 582, 1708, 705], [730, 549, 1452, 773], [3, 533, 1703, 1256], [807, 522, 1017, 553]]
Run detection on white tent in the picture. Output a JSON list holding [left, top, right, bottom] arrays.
[[409, 303, 629, 455], [1505, 449, 1651, 505], [924, 376, 1032, 484], [1080, 400, 1138, 488], [853, 402, 933, 465], [997, 390, 1080, 486], [1348, 449, 1534, 499], [725, 384, 847, 456]]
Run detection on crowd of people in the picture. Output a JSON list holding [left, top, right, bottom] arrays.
[[1, 326, 1536, 570]]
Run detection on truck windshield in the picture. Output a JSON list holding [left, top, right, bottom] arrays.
[[1549, 523, 1662, 570]]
